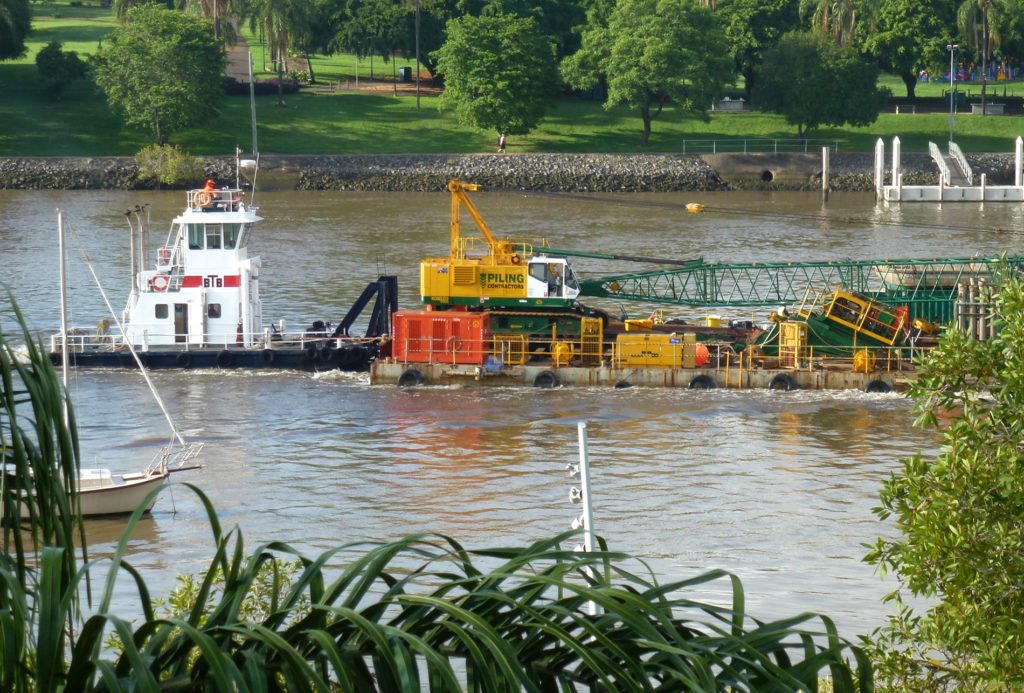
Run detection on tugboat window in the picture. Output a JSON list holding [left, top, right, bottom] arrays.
[[155, 304, 168, 319], [208, 303, 221, 318], [188, 224, 204, 249], [205, 224, 222, 249], [223, 224, 241, 249]]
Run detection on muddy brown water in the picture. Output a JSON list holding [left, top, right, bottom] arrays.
[[2, 188, 1022, 638]]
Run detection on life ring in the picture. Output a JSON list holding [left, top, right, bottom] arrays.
[[397, 369, 423, 387], [260, 348, 275, 365], [533, 370, 559, 388], [768, 373, 797, 391], [688, 374, 716, 390], [193, 190, 213, 208], [510, 255, 521, 264], [151, 275, 169, 292], [446, 336, 464, 352], [865, 379, 892, 393], [175, 351, 192, 368], [216, 349, 234, 368]]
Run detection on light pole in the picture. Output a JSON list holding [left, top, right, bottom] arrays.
[[948, 43, 958, 143]]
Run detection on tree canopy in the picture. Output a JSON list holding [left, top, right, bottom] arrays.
[[716, 0, 799, 100], [561, 0, 733, 147], [753, 31, 886, 139], [93, 6, 225, 144], [0, 0, 31, 60], [433, 13, 558, 135], [866, 268, 1024, 690], [861, 0, 955, 98]]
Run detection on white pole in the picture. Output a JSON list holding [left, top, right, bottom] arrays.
[[577, 421, 598, 616], [58, 210, 69, 427], [948, 44, 957, 143], [874, 138, 884, 199], [578, 422, 596, 555], [1015, 136, 1022, 188], [891, 136, 901, 187]]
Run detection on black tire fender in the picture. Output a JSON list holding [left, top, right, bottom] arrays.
[[613, 380, 632, 389], [688, 374, 716, 389], [260, 348, 275, 365], [533, 370, 560, 388], [216, 349, 235, 368], [397, 369, 424, 387], [175, 351, 192, 368], [865, 379, 892, 393], [303, 344, 320, 362], [768, 373, 797, 391]]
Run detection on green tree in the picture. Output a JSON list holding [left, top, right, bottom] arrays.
[[716, 0, 800, 101], [753, 31, 886, 138], [0, 0, 31, 60], [562, 0, 734, 147], [860, 0, 953, 98], [93, 6, 225, 144], [35, 41, 88, 101], [464, 0, 587, 59], [866, 269, 1024, 691], [433, 14, 557, 136], [331, 0, 404, 79]]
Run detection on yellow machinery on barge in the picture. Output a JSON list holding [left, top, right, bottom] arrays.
[[371, 181, 1018, 391]]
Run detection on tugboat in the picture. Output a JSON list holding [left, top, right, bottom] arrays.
[[52, 156, 395, 371]]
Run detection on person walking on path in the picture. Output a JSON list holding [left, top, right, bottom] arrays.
[[497, 132, 507, 153]]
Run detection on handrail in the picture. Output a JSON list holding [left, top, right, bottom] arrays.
[[680, 139, 839, 154], [948, 141, 973, 185], [929, 141, 952, 184]]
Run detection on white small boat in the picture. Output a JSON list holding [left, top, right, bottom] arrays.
[[50, 211, 204, 520]]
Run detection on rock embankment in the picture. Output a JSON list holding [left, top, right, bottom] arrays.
[[0, 151, 1016, 192]]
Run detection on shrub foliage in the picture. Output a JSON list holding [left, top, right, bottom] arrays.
[[867, 267, 1024, 690]]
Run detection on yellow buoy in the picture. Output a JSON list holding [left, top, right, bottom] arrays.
[[685, 203, 706, 213]]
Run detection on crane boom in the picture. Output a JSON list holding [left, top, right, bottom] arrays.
[[577, 256, 1024, 318]]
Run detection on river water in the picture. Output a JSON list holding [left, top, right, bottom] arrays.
[[2, 188, 1022, 641]]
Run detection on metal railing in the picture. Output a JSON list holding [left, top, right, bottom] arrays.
[[51, 328, 374, 353], [929, 141, 952, 184], [948, 141, 974, 185], [680, 139, 839, 154]]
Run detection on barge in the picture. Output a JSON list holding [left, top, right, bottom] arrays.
[[369, 180, 1019, 391]]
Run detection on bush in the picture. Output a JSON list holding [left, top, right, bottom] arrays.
[[134, 143, 204, 187], [35, 41, 87, 101]]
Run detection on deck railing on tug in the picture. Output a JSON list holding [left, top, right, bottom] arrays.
[[52, 328, 373, 353], [187, 187, 246, 213]]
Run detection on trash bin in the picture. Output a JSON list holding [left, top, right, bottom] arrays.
[[398, 67, 412, 83]]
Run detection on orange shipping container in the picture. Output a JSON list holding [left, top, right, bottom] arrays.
[[392, 311, 491, 365]]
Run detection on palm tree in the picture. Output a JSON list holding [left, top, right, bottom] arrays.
[[957, 0, 1018, 114], [246, 0, 292, 106], [799, 0, 873, 46]]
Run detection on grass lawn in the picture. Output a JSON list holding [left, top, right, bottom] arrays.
[[3, 3, 1024, 157]]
